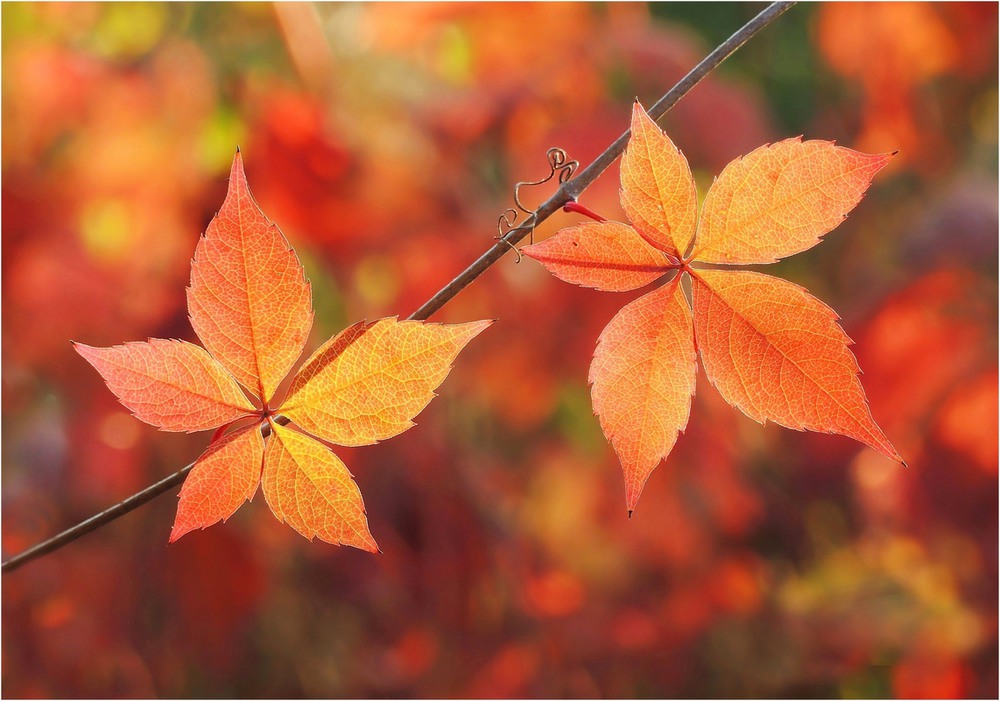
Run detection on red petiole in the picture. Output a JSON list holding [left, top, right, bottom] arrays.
[[563, 200, 606, 223]]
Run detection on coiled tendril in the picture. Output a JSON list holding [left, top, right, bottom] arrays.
[[495, 147, 578, 263]]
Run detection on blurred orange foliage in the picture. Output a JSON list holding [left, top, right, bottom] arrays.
[[2, 3, 996, 698]]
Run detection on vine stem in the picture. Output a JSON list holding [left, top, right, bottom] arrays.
[[1, 1, 794, 574]]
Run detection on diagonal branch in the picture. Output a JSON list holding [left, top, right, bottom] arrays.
[[1, 1, 795, 574], [409, 1, 795, 321]]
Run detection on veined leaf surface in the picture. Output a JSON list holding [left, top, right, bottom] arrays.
[[74, 339, 255, 432], [170, 424, 265, 542], [77, 152, 491, 550], [526, 102, 901, 510], [283, 318, 493, 446], [691, 269, 901, 462], [589, 277, 697, 511], [187, 152, 314, 403], [692, 139, 893, 264], [619, 101, 698, 258], [262, 421, 377, 552], [522, 221, 671, 292]]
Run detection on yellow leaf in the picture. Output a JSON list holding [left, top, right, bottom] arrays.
[[692, 139, 893, 264], [262, 422, 377, 551], [282, 318, 493, 446]]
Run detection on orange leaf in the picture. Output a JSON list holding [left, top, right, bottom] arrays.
[[187, 151, 313, 403], [73, 339, 256, 432], [690, 269, 901, 462], [170, 424, 265, 542], [262, 421, 377, 551], [529, 109, 901, 510], [77, 152, 491, 550], [619, 101, 698, 258], [692, 139, 893, 264], [521, 221, 671, 291], [589, 276, 697, 512], [282, 318, 492, 446]]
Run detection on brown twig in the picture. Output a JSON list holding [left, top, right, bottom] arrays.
[[1, 1, 795, 574]]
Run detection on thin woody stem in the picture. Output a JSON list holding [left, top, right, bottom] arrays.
[[408, 1, 794, 321], [1, 1, 795, 574], [1, 464, 195, 572]]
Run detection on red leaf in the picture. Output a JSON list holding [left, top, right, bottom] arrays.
[[170, 424, 264, 542], [690, 269, 901, 462]]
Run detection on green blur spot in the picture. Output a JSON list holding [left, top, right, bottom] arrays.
[[436, 24, 473, 85], [199, 107, 247, 173], [80, 200, 132, 265], [555, 384, 603, 455], [89, 3, 168, 59]]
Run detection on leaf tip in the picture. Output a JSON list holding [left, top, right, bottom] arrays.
[[72, 341, 100, 362], [167, 524, 189, 544], [627, 509, 633, 519], [352, 533, 381, 553]]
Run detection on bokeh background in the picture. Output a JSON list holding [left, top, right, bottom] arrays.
[[3, 3, 997, 697]]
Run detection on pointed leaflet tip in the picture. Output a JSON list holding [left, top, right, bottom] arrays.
[[590, 277, 696, 512], [74, 339, 256, 432], [691, 269, 901, 462], [188, 150, 313, 403], [693, 139, 894, 264], [619, 101, 698, 258], [169, 423, 265, 542], [261, 422, 379, 552]]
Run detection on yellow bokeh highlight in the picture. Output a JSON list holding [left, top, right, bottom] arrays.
[[353, 254, 399, 310], [90, 3, 168, 59], [79, 199, 133, 265]]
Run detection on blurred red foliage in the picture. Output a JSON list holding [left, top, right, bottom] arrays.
[[2, 3, 996, 698]]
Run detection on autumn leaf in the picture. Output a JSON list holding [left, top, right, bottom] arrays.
[[523, 101, 902, 512], [75, 151, 491, 551], [589, 275, 697, 510]]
